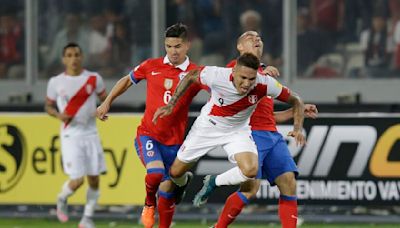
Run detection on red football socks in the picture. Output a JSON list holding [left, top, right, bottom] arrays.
[[158, 191, 176, 228], [279, 195, 298, 228], [145, 169, 164, 206], [215, 192, 249, 228]]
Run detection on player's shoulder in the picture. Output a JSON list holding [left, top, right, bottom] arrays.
[[187, 61, 198, 70], [83, 69, 102, 78], [226, 59, 236, 68], [48, 72, 65, 84], [143, 57, 164, 67]]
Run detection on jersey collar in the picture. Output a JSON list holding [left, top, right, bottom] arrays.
[[163, 55, 190, 71]]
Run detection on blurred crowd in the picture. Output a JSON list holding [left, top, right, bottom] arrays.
[[2, 0, 400, 79]]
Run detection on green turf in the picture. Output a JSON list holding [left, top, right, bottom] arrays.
[[0, 219, 398, 228]]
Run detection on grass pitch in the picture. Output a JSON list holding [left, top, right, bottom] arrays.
[[0, 218, 399, 228]]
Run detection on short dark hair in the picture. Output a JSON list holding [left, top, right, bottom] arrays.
[[165, 23, 188, 41], [62, 42, 82, 56], [236, 53, 260, 70]]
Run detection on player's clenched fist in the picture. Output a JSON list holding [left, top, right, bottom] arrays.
[[304, 104, 318, 119], [96, 103, 110, 121], [153, 105, 173, 124]]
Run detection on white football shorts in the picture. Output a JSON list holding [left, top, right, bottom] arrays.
[[177, 117, 257, 164], [60, 134, 106, 179]]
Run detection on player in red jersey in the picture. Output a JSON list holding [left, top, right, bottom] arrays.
[[194, 31, 318, 228], [45, 43, 107, 228], [96, 23, 203, 228]]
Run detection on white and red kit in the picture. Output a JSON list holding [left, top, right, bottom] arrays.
[[177, 66, 291, 163], [46, 70, 106, 179]]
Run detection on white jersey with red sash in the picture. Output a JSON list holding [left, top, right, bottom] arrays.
[[46, 70, 105, 137], [196, 66, 290, 131], [177, 66, 290, 164]]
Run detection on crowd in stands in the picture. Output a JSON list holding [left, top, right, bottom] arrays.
[[2, 0, 400, 79]]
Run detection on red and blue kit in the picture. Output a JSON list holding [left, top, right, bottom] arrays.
[[130, 56, 203, 178]]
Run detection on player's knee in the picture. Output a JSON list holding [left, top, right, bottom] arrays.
[[169, 167, 182, 179], [70, 177, 84, 189], [87, 176, 100, 189], [240, 164, 258, 178], [276, 172, 296, 194]]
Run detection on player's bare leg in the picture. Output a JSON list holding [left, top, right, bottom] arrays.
[[141, 160, 165, 228], [78, 175, 99, 228], [57, 177, 84, 223], [194, 152, 258, 207], [169, 158, 194, 204], [275, 172, 298, 228]]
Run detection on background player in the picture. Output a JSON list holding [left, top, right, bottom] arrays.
[[153, 54, 306, 221], [45, 42, 107, 228], [96, 23, 203, 228]]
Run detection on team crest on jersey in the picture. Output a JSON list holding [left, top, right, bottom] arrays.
[[248, 95, 258, 104], [179, 72, 188, 80], [86, 84, 93, 94], [147, 150, 155, 157], [164, 79, 173, 90]]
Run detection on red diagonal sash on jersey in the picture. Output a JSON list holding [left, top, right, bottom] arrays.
[[63, 75, 96, 127], [209, 84, 267, 117]]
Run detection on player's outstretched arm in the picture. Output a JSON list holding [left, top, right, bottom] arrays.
[[273, 104, 318, 123], [152, 68, 200, 123], [286, 92, 306, 146], [97, 75, 132, 121]]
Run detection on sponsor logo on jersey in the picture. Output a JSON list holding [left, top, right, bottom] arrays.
[[164, 79, 173, 90], [151, 71, 161, 76], [248, 95, 258, 104]]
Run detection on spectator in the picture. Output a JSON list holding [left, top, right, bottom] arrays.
[[108, 21, 131, 76], [310, 0, 345, 48], [361, 13, 393, 77], [0, 13, 24, 79], [45, 13, 89, 75], [86, 13, 111, 70], [297, 7, 328, 76]]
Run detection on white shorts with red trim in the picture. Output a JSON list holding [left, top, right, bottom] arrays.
[[177, 117, 257, 164], [60, 134, 106, 179]]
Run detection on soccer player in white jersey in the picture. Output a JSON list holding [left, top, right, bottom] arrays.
[[153, 53, 306, 211], [45, 43, 107, 228]]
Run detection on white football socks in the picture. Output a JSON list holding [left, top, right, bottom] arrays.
[[171, 172, 188, 187], [58, 181, 74, 200], [215, 167, 253, 186], [83, 187, 100, 217]]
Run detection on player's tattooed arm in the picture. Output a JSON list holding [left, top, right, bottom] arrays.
[[168, 69, 200, 107], [286, 92, 306, 146], [153, 68, 200, 123], [44, 99, 72, 123]]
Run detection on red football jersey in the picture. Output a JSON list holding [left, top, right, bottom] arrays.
[[226, 60, 277, 131], [131, 56, 202, 145]]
